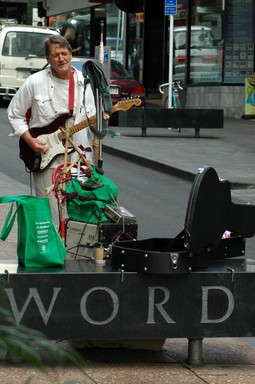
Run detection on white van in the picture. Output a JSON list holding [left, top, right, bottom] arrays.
[[0, 21, 59, 100], [173, 25, 222, 83]]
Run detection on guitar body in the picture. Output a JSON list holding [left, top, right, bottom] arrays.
[[19, 114, 70, 172], [18, 98, 142, 172]]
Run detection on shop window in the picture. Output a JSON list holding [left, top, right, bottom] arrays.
[[172, 0, 223, 85], [105, 3, 125, 64]]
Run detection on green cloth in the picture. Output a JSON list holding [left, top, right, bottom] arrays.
[[65, 168, 118, 224]]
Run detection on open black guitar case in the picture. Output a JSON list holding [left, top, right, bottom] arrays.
[[111, 167, 255, 274]]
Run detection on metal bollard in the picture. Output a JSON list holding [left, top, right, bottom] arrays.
[[187, 338, 203, 365]]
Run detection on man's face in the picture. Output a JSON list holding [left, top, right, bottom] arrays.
[[47, 43, 72, 79]]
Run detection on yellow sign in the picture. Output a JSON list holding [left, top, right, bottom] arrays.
[[245, 76, 255, 116]]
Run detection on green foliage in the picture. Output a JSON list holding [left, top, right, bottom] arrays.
[[0, 307, 84, 368]]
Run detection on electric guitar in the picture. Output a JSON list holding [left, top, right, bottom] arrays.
[[19, 98, 141, 172]]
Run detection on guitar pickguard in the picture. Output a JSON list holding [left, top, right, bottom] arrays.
[[39, 131, 73, 170]]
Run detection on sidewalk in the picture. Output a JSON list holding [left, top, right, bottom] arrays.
[[0, 338, 255, 383], [1, 115, 255, 382], [104, 116, 255, 189]]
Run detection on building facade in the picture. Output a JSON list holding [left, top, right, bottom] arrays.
[[2, 1, 254, 118]]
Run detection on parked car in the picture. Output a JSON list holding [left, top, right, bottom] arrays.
[[70, 58, 146, 107], [0, 21, 59, 101], [173, 25, 222, 83]]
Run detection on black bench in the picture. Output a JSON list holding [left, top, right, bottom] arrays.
[[118, 107, 224, 138]]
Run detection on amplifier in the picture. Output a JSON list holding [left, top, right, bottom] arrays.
[[65, 221, 98, 260], [65, 220, 138, 260], [99, 222, 138, 243]]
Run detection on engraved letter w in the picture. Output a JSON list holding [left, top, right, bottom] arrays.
[[5, 287, 61, 325]]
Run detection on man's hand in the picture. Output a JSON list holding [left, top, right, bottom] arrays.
[[22, 131, 48, 154], [103, 112, 110, 121]]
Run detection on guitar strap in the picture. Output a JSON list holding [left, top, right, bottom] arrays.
[[69, 70, 75, 116]]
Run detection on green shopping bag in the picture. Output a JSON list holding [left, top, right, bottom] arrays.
[[0, 195, 66, 268]]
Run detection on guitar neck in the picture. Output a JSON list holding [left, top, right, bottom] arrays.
[[59, 98, 141, 140], [70, 115, 97, 136], [58, 115, 97, 140], [58, 103, 119, 139]]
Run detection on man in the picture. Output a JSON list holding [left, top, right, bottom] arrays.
[[8, 34, 109, 225]]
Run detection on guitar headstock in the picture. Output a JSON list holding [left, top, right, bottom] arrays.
[[113, 98, 142, 112]]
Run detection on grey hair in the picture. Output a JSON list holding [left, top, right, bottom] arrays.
[[44, 34, 72, 57]]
